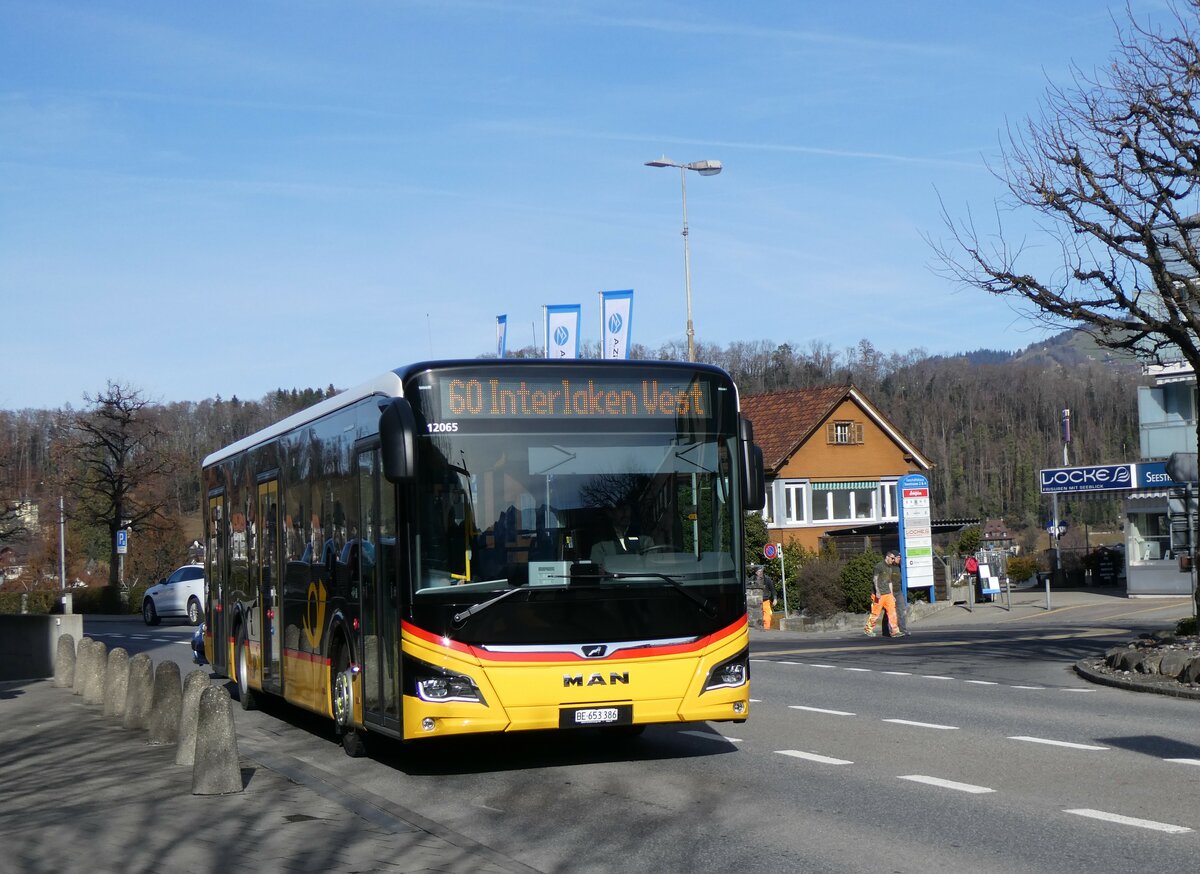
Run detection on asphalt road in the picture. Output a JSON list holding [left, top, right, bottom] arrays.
[[83, 603, 1200, 874]]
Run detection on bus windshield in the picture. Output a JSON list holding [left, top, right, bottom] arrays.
[[406, 366, 742, 610]]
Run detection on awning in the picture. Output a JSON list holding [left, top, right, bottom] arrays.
[[822, 518, 980, 537], [811, 481, 879, 491]]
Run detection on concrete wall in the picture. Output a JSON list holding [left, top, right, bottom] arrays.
[[0, 614, 84, 681]]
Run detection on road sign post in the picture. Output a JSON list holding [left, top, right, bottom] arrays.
[[763, 543, 788, 620]]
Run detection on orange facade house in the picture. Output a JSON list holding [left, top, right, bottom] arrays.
[[741, 385, 934, 552]]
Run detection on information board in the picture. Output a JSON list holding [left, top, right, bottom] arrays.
[[898, 473, 934, 590]]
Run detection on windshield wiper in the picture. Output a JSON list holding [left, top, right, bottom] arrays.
[[598, 571, 718, 618], [451, 584, 528, 626]]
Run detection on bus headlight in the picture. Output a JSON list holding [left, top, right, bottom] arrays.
[[703, 649, 749, 692], [407, 657, 487, 704]]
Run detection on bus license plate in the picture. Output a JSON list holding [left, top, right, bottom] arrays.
[[560, 704, 632, 728]]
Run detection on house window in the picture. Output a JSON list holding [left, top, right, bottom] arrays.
[[810, 481, 878, 522], [826, 421, 864, 445], [782, 482, 807, 524], [879, 481, 898, 519], [762, 487, 775, 524]]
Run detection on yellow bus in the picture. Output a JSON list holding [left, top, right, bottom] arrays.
[[202, 359, 763, 755]]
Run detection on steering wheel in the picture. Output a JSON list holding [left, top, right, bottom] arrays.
[[642, 544, 673, 555]]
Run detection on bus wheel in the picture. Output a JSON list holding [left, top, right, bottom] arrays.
[[235, 624, 257, 711], [331, 641, 366, 757]]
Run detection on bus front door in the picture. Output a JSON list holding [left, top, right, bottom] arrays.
[[358, 447, 402, 732]]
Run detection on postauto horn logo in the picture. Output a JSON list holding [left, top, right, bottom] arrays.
[[554, 325, 570, 346], [1039, 464, 1132, 494], [607, 313, 623, 334]]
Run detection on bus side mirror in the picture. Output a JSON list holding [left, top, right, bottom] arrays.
[[380, 397, 416, 482], [740, 416, 765, 511]]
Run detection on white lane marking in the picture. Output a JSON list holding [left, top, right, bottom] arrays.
[[777, 750, 853, 765], [921, 675, 955, 680], [1059, 688, 1097, 693], [808, 664, 838, 669], [884, 719, 959, 731], [963, 680, 998, 686], [1011, 685, 1045, 690], [789, 705, 856, 717], [749, 699, 763, 703], [680, 730, 741, 743], [1008, 736, 1109, 751], [899, 775, 994, 794], [882, 671, 912, 676], [780, 661, 803, 665], [843, 667, 872, 672], [1165, 758, 1200, 767], [1064, 809, 1192, 834]]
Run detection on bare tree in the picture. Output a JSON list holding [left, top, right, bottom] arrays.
[[937, 2, 1200, 447], [60, 382, 181, 602]]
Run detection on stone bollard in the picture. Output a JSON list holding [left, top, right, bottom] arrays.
[[175, 670, 211, 767], [103, 648, 131, 718], [148, 660, 183, 745], [192, 685, 243, 795], [123, 653, 154, 730], [54, 633, 77, 688], [83, 640, 109, 706], [73, 638, 94, 695]]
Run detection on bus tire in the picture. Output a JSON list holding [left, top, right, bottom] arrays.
[[235, 624, 257, 711], [331, 638, 367, 758]]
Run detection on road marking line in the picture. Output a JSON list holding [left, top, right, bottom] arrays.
[[884, 719, 958, 730], [1008, 736, 1108, 750], [1164, 758, 1200, 767], [779, 661, 802, 665], [882, 671, 912, 676], [963, 680, 999, 685], [899, 775, 994, 794], [789, 705, 856, 716], [680, 730, 741, 743], [749, 698, 763, 703], [843, 667, 872, 672], [808, 664, 838, 669], [753, 627, 1125, 658], [1064, 809, 1192, 834], [1011, 685, 1045, 689], [777, 750, 853, 765], [1059, 688, 1097, 693], [921, 675, 956, 681]]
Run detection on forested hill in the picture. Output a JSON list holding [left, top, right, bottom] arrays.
[[0, 331, 1142, 571]]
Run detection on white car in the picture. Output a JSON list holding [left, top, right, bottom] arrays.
[[142, 564, 206, 626]]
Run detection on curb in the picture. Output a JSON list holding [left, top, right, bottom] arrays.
[[1073, 658, 1200, 701]]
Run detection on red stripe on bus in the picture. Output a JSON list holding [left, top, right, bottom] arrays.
[[402, 616, 746, 663]]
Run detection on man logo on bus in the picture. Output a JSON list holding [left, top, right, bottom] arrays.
[[583, 644, 607, 658], [564, 671, 630, 687], [607, 313, 623, 335], [554, 325, 570, 347]]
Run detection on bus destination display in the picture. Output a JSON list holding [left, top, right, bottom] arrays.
[[438, 376, 713, 420]]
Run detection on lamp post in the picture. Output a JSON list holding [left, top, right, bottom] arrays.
[[645, 157, 722, 362]]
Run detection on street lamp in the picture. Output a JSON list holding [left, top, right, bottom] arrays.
[[645, 157, 722, 362]]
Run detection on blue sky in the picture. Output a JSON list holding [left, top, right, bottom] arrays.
[[0, 1, 1172, 409]]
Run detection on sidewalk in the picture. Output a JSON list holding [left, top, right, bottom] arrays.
[[751, 585, 1195, 640], [0, 677, 536, 874]]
